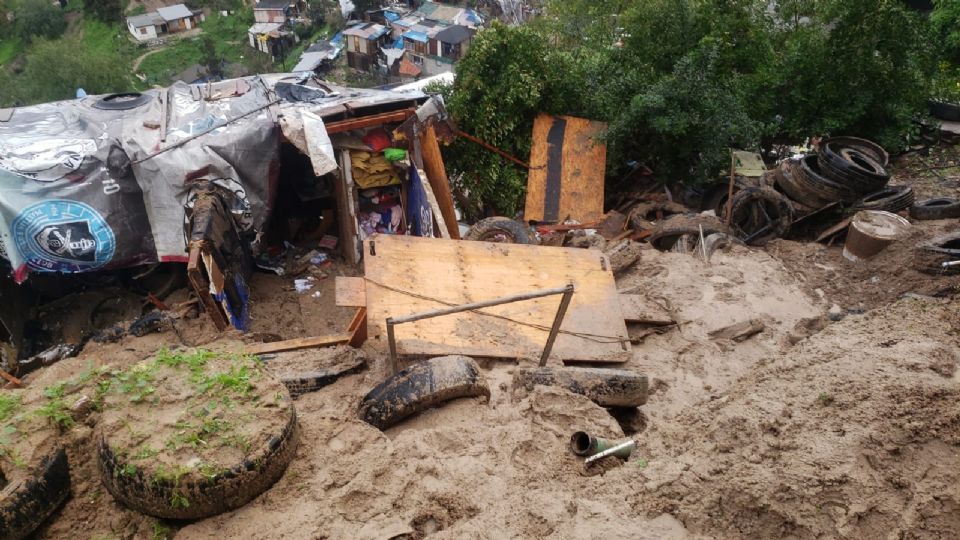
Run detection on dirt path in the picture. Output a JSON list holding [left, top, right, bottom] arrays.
[[132, 47, 163, 72]]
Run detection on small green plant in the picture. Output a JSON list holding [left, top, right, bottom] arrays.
[[132, 446, 160, 460], [151, 521, 173, 540], [115, 463, 138, 478], [196, 461, 225, 480], [0, 394, 21, 423], [170, 491, 190, 509], [817, 393, 835, 406], [634, 458, 649, 469], [112, 362, 158, 403], [35, 398, 74, 429]]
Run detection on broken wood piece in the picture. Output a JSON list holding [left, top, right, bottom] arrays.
[[335, 277, 367, 307], [618, 294, 674, 326], [535, 221, 602, 234], [0, 368, 23, 387], [323, 109, 415, 135], [146, 293, 170, 311], [815, 217, 853, 243], [604, 240, 642, 274], [246, 333, 353, 355], [418, 169, 451, 239], [348, 307, 367, 348], [708, 319, 765, 342], [419, 126, 460, 239]]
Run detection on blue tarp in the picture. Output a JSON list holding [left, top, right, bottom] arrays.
[[389, 37, 403, 49], [384, 10, 400, 22], [465, 9, 481, 24], [369, 26, 390, 40], [402, 30, 428, 43], [330, 31, 343, 45]]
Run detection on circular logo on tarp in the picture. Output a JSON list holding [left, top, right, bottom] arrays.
[[12, 200, 115, 272]]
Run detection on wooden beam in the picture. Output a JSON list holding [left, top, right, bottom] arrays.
[[419, 125, 460, 239], [246, 333, 353, 355], [0, 369, 22, 387], [348, 307, 367, 348], [418, 169, 451, 239], [186, 244, 229, 331], [324, 109, 415, 135]]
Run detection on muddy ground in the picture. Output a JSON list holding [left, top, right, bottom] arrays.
[[8, 147, 960, 539]]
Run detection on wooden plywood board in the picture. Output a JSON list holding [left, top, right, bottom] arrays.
[[363, 235, 630, 363], [336, 277, 367, 307], [525, 113, 607, 224]]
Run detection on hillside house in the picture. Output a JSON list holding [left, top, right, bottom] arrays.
[[248, 0, 302, 59], [126, 3, 204, 42], [344, 22, 390, 71]]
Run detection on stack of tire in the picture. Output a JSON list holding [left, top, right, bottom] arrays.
[[771, 137, 916, 216]]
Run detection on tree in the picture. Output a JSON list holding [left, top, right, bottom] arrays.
[[83, 0, 122, 23], [14, 0, 67, 43], [2, 36, 132, 106], [199, 35, 221, 77]]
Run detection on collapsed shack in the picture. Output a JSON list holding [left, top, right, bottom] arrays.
[[0, 75, 460, 370]]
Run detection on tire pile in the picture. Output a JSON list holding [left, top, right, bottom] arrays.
[[770, 137, 915, 218]]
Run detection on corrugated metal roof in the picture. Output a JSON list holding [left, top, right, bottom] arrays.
[[248, 22, 284, 34], [402, 30, 428, 43], [344, 22, 388, 39], [127, 12, 165, 27], [436, 25, 471, 44], [156, 3, 192, 21]]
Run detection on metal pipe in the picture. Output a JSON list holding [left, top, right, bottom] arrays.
[[584, 439, 636, 464], [386, 284, 575, 374], [538, 285, 575, 366], [570, 431, 634, 458], [942, 260, 960, 268]]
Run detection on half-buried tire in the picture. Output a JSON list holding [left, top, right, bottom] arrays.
[[95, 351, 300, 520], [359, 356, 490, 430], [0, 445, 70, 540], [512, 367, 649, 408]]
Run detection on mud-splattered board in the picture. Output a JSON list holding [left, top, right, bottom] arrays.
[[524, 113, 607, 224], [362, 235, 630, 363]]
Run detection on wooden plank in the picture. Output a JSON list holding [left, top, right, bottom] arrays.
[[525, 113, 607, 223], [363, 235, 630, 363], [418, 169, 451, 239], [348, 307, 367, 347], [708, 319, 765, 342], [337, 149, 362, 264], [618, 294, 674, 326], [419, 126, 461, 239], [186, 244, 229, 331], [324, 109, 415, 134], [0, 369, 22, 387], [336, 276, 367, 307], [246, 333, 353, 355]]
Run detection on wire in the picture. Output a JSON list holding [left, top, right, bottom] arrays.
[[363, 277, 629, 345]]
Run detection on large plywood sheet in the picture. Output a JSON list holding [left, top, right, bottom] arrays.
[[363, 235, 630, 363], [525, 113, 607, 223]]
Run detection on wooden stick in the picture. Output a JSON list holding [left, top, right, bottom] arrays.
[[454, 128, 533, 169], [246, 333, 353, 355], [0, 369, 23, 387], [725, 150, 736, 225], [324, 108, 415, 134], [420, 125, 461, 239]]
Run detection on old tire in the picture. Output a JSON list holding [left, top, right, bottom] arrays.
[[278, 358, 366, 399], [629, 201, 690, 230], [909, 198, 960, 220], [648, 214, 734, 252], [774, 159, 825, 210], [92, 92, 151, 111], [358, 356, 490, 430], [513, 367, 648, 408], [97, 407, 299, 520], [0, 446, 70, 540], [817, 141, 889, 194], [820, 136, 889, 167], [724, 187, 794, 246], [464, 217, 535, 244], [796, 155, 860, 204], [850, 185, 915, 214]]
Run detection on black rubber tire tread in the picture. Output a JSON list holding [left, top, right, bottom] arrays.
[[648, 214, 734, 252], [279, 358, 366, 399], [629, 201, 690, 229], [92, 92, 152, 111], [909, 198, 960, 220], [851, 185, 915, 214], [464, 217, 535, 244], [774, 159, 829, 210], [0, 446, 70, 540], [821, 136, 889, 167], [97, 405, 299, 520], [512, 366, 649, 407], [796, 155, 861, 204], [817, 142, 889, 194], [358, 355, 491, 430], [725, 187, 794, 246]]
